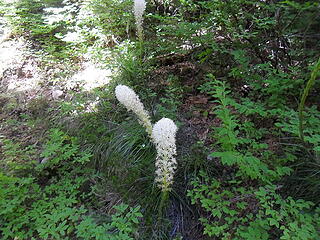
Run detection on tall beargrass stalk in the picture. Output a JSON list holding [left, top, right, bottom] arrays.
[[151, 118, 177, 220], [115, 85, 178, 220], [133, 0, 146, 42]]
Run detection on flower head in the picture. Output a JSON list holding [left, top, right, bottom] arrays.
[[115, 85, 152, 136], [152, 118, 178, 192], [133, 0, 146, 40]]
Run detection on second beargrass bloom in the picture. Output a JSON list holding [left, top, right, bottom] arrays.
[[152, 118, 178, 192], [115, 85, 153, 136], [133, 0, 146, 40]]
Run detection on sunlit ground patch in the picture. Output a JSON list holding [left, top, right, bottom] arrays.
[[0, 37, 43, 93], [0, 40, 23, 75], [67, 62, 112, 91]]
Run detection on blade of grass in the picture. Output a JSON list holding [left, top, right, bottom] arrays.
[[298, 57, 320, 141]]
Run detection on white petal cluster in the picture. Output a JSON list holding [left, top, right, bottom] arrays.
[[115, 85, 153, 135], [115, 85, 178, 192], [133, 0, 146, 40], [152, 118, 178, 192]]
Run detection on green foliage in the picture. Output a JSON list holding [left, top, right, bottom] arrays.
[[76, 204, 143, 240], [7, 0, 73, 59], [90, 0, 134, 40], [200, 77, 291, 182], [0, 170, 85, 239], [113, 41, 151, 88], [230, 50, 304, 108], [0, 128, 142, 239], [190, 77, 320, 238], [111, 204, 143, 237], [156, 75, 184, 120], [276, 107, 320, 153], [37, 128, 92, 170], [199, 77, 239, 151], [275, 106, 320, 202], [0, 170, 142, 240], [188, 174, 320, 240], [1, 139, 36, 173], [149, 0, 319, 112]]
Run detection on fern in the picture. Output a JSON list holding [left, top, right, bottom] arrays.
[[200, 77, 291, 181]]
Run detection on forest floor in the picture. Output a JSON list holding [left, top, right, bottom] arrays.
[[0, 15, 45, 154], [0, 8, 113, 162]]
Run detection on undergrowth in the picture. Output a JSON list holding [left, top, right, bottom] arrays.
[[0, 129, 142, 240], [0, 0, 320, 239]]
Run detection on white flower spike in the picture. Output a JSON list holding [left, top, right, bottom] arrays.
[[133, 0, 146, 40], [152, 118, 178, 192], [115, 85, 153, 136]]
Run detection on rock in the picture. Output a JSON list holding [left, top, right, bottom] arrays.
[[40, 157, 49, 164], [52, 89, 64, 99]]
